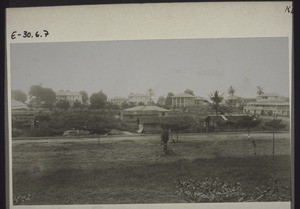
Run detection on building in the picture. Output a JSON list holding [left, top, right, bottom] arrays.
[[110, 97, 128, 106], [243, 93, 289, 116], [56, 91, 82, 106], [128, 93, 151, 105], [121, 105, 169, 122], [171, 93, 207, 108], [11, 99, 35, 129], [225, 95, 242, 107]]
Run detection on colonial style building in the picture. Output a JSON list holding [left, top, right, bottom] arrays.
[[171, 93, 207, 108], [225, 95, 242, 107], [110, 97, 128, 106], [128, 93, 151, 105], [243, 93, 289, 116], [56, 91, 82, 106]]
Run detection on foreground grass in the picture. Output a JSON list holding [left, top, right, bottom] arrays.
[[12, 133, 291, 204]]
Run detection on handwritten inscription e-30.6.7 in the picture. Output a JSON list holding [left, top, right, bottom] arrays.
[[11, 30, 49, 40]]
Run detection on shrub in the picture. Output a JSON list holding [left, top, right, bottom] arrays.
[[13, 193, 31, 205], [175, 177, 246, 202], [12, 128, 23, 137]]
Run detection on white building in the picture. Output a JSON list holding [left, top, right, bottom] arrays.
[[56, 91, 82, 106], [128, 93, 151, 105], [243, 93, 289, 116]]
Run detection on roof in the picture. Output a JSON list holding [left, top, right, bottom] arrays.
[[138, 116, 200, 125], [172, 93, 196, 98], [56, 91, 81, 96], [111, 97, 127, 100], [123, 105, 169, 112], [257, 92, 280, 97], [11, 99, 28, 110], [246, 101, 289, 106], [195, 96, 207, 101], [226, 95, 241, 100]]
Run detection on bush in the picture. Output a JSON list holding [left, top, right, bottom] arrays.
[[175, 177, 246, 202], [12, 128, 23, 137], [175, 177, 291, 202]]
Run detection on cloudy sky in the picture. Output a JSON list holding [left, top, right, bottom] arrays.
[[10, 37, 289, 100]]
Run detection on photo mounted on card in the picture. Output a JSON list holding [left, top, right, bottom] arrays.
[[5, 2, 293, 209]]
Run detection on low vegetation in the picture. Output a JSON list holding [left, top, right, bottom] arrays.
[[13, 133, 291, 204]]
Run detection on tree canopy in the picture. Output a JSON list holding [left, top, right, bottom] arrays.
[[165, 92, 174, 109], [184, 89, 194, 95], [29, 85, 56, 108], [257, 86, 264, 95], [227, 86, 235, 96], [209, 90, 224, 115], [56, 100, 70, 110], [12, 90, 27, 103], [265, 119, 286, 131], [79, 91, 89, 105], [89, 91, 108, 109]]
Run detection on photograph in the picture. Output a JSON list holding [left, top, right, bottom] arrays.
[[10, 37, 291, 205]]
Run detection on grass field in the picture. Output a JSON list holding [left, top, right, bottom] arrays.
[[12, 132, 292, 204]]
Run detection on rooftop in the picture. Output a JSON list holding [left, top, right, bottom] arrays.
[[11, 99, 28, 110], [123, 105, 169, 112], [257, 92, 280, 97], [56, 91, 81, 96], [172, 93, 196, 98]]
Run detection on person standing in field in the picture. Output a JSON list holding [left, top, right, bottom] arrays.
[[161, 128, 169, 154]]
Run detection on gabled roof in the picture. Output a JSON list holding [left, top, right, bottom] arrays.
[[123, 105, 169, 112], [138, 116, 200, 125], [11, 99, 28, 110], [257, 92, 280, 97], [172, 93, 196, 98]]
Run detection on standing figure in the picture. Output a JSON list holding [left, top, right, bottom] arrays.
[[161, 128, 169, 154]]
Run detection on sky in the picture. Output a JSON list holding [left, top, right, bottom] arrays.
[[10, 37, 289, 100]]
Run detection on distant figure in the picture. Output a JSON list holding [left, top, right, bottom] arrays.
[[161, 128, 169, 154]]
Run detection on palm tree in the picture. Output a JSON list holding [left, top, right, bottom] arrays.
[[209, 90, 224, 116], [228, 85, 235, 96], [257, 86, 264, 95]]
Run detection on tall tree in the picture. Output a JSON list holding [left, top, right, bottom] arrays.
[[29, 85, 56, 108], [89, 91, 108, 109], [147, 88, 154, 104], [11, 90, 27, 103], [79, 91, 89, 105], [265, 119, 286, 159], [209, 90, 224, 115], [184, 89, 194, 95], [165, 92, 174, 109], [257, 86, 264, 95], [228, 86, 235, 96]]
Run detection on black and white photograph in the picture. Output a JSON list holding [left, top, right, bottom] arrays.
[[6, 2, 293, 209], [10, 37, 291, 205]]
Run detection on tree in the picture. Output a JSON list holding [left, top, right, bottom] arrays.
[[238, 115, 261, 155], [265, 119, 286, 159], [72, 101, 82, 109], [56, 100, 70, 110], [12, 90, 27, 103], [209, 90, 224, 115], [228, 86, 235, 96], [147, 88, 154, 104], [184, 89, 194, 95], [79, 91, 89, 106], [257, 86, 264, 95], [138, 102, 145, 106], [165, 92, 174, 109], [89, 91, 108, 109], [29, 85, 56, 108]]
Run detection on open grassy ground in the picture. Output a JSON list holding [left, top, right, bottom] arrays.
[[12, 132, 292, 204]]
